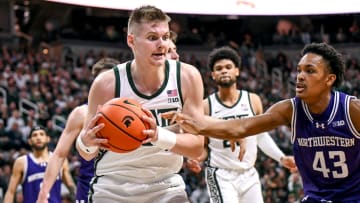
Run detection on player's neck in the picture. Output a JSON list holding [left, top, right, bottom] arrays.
[[305, 91, 332, 114], [217, 87, 239, 105], [32, 148, 49, 160], [131, 62, 165, 95]]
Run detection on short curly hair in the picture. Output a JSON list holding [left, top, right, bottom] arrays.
[[301, 43, 345, 87], [207, 46, 241, 71]]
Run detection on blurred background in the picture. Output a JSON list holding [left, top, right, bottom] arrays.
[[0, 0, 359, 202]]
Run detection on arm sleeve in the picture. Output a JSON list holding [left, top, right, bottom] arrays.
[[257, 132, 285, 163]]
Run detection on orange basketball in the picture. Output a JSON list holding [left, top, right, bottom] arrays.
[[95, 98, 150, 153]]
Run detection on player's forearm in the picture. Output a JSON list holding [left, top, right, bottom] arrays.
[[171, 133, 204, 159], [39, 155, 66, 198], [258, 132, 285, 163], [3, 191, 15, 203], [200, 117, 246, 139]]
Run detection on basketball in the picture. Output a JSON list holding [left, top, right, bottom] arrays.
[[95, 98, 150, 153]]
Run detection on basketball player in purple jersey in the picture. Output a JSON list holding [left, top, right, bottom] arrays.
[[4, 126, 75, 203], [164, 42, 360, 202], [37, 58, 120, 203]]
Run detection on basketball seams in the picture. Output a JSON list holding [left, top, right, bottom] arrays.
[[96, 131, 133, 152], [98, 111, 144, 142], [108, 103, 149, 130], [95, 98, 149, 153]]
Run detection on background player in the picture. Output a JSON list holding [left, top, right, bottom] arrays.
[[36, 58, 120, 203], [188, 46, 296, 203], [164, 43, 360, 202], [76, 5, 204, 203], [4, 126, 75, 203], [166, 31, 179, 60]]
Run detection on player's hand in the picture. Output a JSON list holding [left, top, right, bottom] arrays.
[[36, 191, 49, 203], [230, 138, 246, 161], [81, 108, 107, 149], [186, 158, 202, 174], [161, 111, 204, 135], [36, 198, 48, 203], [140, 107, 158, 144], [280, 155, 298, 173]]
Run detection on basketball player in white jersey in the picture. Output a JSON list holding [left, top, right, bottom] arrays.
[[36, 58, 119, 203], [187, 46, 296, 203], [75, 5, 204, 203]]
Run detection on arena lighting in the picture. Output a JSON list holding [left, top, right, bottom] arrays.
[[46, 0, 359, 15]]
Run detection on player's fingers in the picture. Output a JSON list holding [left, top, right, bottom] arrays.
[[161, 111, 177, 119], [88, 114, 102, 129], [141, 115, 157, 130], [90, 123, 105, 134], [94, 138, 108, 144], [238, 148, 245, 161], [230, 140, 236, 152], [141, 107, 153, 118]]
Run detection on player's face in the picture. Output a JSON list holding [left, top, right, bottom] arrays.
[[28, 129, 49, 151], [166, 41, 179, 60], [211, 59, 239, 87], [128, 21, 170, 67], [296, 53, 336, 102]]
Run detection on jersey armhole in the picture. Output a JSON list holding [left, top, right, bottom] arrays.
[[113, 66, 120, 98]]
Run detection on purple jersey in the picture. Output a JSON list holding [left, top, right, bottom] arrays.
[[76, 154, 94, 202], [22, 153, 61, 203], [291, 91, 360, 201]]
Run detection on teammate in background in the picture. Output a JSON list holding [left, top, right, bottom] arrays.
[[4, 126, 75, 203], [36, 58, 120, 203], [76, 5, 204, 203], [187, 46, 296, 203], [166, 31, 179, 60], [164, 43, 360, 202]]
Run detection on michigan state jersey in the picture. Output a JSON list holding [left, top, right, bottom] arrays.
[[206, 90, 257, 170], [94, 59, 184, 182], [291, 91, 360, 201], [22, 153, 61, 203]]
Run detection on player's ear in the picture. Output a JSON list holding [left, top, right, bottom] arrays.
[[326, 73, 336, 87], [235, 67, 240, 77], [211, 71, 216, 80], [127, 34, 134, 49]]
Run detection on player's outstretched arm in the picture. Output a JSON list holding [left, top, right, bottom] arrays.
[[4, 156, 25, 203], [163, 99, 293, 140]]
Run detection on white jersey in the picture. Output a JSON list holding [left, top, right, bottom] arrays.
[[207, 90, 258, 171], [95, 60, 184, 183]]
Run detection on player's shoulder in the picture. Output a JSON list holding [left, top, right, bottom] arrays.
[[13, 155, 27, 169], [349, 97, 360, 108], [70, 105, 87, 116], [179, 61, 199, 73]]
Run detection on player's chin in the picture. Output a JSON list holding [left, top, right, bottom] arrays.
[[295, 88, 306, 98]]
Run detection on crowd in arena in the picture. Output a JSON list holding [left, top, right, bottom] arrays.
[[1, 7, 360, 203]]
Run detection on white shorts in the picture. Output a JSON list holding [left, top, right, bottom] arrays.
[[89, 173, 189, 203], [205, 167, 263, 203]]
